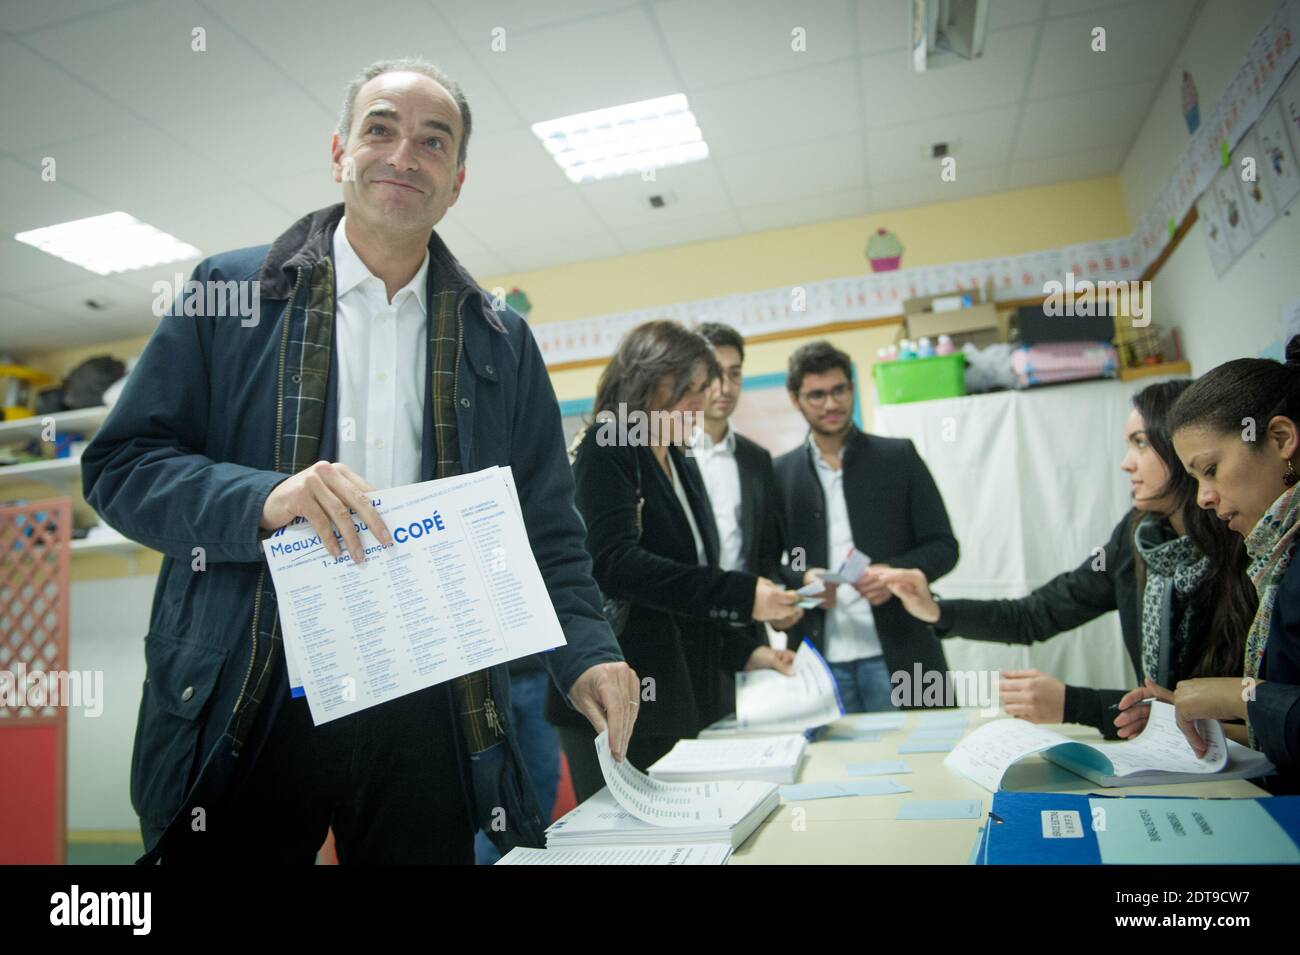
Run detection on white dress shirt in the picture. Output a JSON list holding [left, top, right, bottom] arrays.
[[692, 424, 744, 573], [332, 216, 429, 491], [811, 436, 883, 662]]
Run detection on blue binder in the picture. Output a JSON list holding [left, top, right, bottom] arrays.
[[978, 791, 1300, 865]]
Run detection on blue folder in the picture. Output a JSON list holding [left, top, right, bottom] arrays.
[[978, 791, 1300, 865]]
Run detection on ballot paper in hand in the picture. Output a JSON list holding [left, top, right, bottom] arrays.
[[730, 639, 843, 734], [819, 547, 871, 585], [944, 701, 1273, 792], [262, 466, 566, 724]]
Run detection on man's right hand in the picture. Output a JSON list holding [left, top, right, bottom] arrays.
[[260, 461, 392, 563], [803, 568, 837, 609], [752, 577, 801, 622], [874, 567, 941, 623]]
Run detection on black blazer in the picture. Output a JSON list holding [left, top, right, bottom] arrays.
[[545, 427, 763, 741], [772, 428, 959, 686]]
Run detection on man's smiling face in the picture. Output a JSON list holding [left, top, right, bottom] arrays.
[[331, 70, 465, 237]]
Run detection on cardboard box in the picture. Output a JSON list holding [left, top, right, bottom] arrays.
[[902, 287, 1009, 350]]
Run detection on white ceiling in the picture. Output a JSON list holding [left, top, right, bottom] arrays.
[[0, 0, 1199, 354]]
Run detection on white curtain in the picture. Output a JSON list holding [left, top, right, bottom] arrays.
[[873, 377, 1182, 697]]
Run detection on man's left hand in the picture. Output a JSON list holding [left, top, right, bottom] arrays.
[[568, 662, 641, 762], [856, 563, 894, 606]]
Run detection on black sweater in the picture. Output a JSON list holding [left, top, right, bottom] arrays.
[[934, 511, 1213, 738], [1249, 555, 1300, 789]]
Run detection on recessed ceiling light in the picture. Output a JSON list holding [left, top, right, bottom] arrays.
[[15, 212, 202, 275], [532, 94, 709, 184]]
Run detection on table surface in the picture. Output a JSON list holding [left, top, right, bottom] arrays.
[[728, 708, 1268, 865]]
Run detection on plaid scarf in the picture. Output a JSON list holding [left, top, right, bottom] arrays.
[[1136, 515, 1208, 688], [1242, 483, 1300, 747]]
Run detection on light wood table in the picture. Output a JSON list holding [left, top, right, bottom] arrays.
[[729, 708, 1267, 865]]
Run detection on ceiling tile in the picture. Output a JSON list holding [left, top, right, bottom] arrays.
[[1013, 80, 1155, 162], [23, 0, 289, 119], [1007, 145, 1123, 189], [0, 155, 115, 234], [689, 59, 861, 160], [869, 165, 1008, 212], [615, 209, 746, 254], [451, 187, 611, 246], [0, 0, 138, 35], [428, 0, 641, 42], [1027, 0, 1191, 99], [654, 0, 856, 91], [867, 104, 1020, 183], [855, 0, 911, 55], [716, 132, 865, 206], [578, 161, 734, 229], [737, 187, 869, 232]]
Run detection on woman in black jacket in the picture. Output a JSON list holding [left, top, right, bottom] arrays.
[[546, 320, 802, 799], [875, 379, 1256, 740], [1163, 339, 1300, 789]]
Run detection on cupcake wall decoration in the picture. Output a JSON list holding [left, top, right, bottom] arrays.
[[866, 227, 903, 272]]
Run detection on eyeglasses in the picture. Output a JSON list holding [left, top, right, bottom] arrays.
[[799, 383, 852, 405]]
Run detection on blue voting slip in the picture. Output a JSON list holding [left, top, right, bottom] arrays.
[[981, 792, 1300, 865], [909, 727, 966, 740], [898, 799, 983, 820], [898, 738, 954, 753], [846, 760, 913, 776], [780, 779, 911, 801], [819, 727, 884, 742], [853, 713, 907, 731], [915, 711, 969, 728]]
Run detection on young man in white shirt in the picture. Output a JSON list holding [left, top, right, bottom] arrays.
[[773, 341, 959, 712]]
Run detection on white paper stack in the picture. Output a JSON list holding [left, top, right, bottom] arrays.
[[647, 734, 808, 784], [945, 701, 1274, 792], [699, 640, 843, 738], [543, 732, 779, 851], [496, 844, 732, 865]]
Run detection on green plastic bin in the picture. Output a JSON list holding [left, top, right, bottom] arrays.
[[873, 352, 966, 404]]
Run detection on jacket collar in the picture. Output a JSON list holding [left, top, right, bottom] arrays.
[[804, 423, 864, 471], [257, 202, 505, 332]]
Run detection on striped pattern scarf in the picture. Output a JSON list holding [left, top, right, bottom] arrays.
[[1242, 483, 1300, 747]]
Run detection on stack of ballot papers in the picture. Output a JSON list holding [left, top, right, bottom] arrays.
[[261, 466, 566, 724], [974, 791, 1300, 864], [945, 700, 1274, 792], [647, 734, 808, 783], [496, 844, 733, 865], [699, 640, 843, 737], [541, 731, 780, 852]]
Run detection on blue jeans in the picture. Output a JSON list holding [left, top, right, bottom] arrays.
[[474, 670, 561, 865], [830, 656, 897, 713]]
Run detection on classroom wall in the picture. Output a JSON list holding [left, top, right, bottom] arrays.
[[1121, 0, 1300, 372]]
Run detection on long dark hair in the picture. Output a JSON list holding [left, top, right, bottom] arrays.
[[592, 320, 720, 418], [1130, 379, 1255, 678]]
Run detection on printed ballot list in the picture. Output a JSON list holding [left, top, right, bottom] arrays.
[[262, 466, 566, 724]]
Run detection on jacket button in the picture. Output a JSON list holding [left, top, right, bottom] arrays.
[[291, 373, 302, 384], [729, 610, 739, 620], [459, 397, 471, 408], [485, 364, 494, 375], [181, 686, 194, 702]]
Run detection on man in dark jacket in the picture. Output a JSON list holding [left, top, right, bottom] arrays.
[[691, 323, 799, 714], [81, 57, 638, 864], [773, 341, 959, 711]]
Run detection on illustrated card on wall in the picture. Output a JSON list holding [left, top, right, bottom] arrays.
[[1233, 129, 1279, 236], [1210, 166, 1254, 258], [1196, 186, 1235, 277], [1281, 65, 1300, 169], [1256, 99, 1300, 211]]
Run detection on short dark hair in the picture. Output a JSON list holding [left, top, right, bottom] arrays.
[[338, 57, 472, 168], [696, 322, 745, 362], [787, 340, 853, 394]]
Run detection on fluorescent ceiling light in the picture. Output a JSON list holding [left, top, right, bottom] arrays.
[[532, 94, 709, 183], [15, 212, 202, 275]]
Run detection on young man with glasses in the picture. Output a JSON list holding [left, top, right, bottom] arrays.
[[774, 341, 959, 711]]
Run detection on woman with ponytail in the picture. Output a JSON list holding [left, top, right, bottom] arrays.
[[1166, 338, 1300, 787], [875, 379, 1256, 740]]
